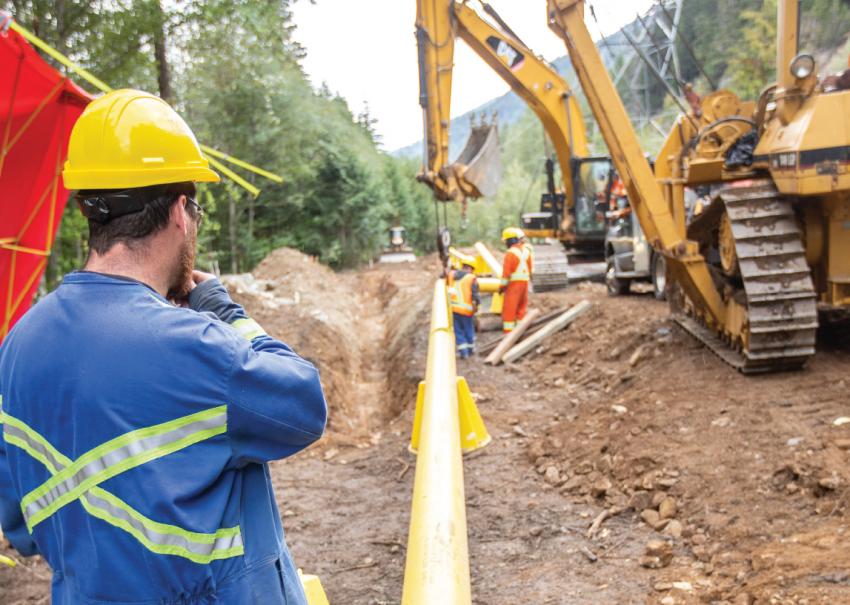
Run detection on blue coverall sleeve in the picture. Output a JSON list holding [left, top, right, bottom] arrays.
[[0, 431, 38, 556], [189, 278, 327, 465], [225, 337, 327, 464]]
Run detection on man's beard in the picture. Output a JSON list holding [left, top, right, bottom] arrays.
[[167, 227, 197, 300]]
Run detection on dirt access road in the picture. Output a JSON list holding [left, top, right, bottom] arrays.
[[3, 249, 849, 604]]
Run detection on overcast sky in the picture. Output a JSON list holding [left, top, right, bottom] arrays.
[[291, 0, 655, 151]]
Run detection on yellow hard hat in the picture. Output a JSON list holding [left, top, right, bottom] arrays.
[[63, 89, 220, 190], [501, 227, 524, 241]]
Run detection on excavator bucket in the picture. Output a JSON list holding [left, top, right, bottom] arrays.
[[451, 121, 501, 199]]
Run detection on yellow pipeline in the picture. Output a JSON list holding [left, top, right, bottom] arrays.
[[401, 280, 472, 605], [477, 277, 501, 293]]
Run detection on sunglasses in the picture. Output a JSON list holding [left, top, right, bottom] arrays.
[[185, 196, 205, 222]]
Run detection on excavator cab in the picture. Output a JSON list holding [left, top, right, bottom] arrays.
[[572, 157, 612, 238], [522, 156, 611, 260]]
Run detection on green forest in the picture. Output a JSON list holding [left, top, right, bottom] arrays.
[[5, 0, 850, 285]]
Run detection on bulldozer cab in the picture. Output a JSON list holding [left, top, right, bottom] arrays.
[[389, 226, 406, 247], [379, 225, 416, 264]]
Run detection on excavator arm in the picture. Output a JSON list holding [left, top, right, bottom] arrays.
[[416, 0, 590, 213]]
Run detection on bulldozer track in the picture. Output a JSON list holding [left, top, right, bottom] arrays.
[[679, 182, 818, 373], [531, 243, 570, 291]]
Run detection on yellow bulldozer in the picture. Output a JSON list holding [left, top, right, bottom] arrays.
[[379, 225, 417, 263], [547, 0, 850, 372]]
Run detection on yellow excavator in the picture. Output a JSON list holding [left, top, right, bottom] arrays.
[[547, 0, 850, 372], [415, 0, 619, 289]]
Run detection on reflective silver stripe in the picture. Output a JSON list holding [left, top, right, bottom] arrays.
[[80, 491, 243, 556], [3, 424, 65, 472], [452, 302, 474, 311], [23, 412, 226, 523]]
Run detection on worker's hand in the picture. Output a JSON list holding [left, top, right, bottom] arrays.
[[192, 270, 216, 285], [498, 286, 506, 295], [169, 270, 216, 307]]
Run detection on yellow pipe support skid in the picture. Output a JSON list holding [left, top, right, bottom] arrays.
[[402, 279, 487, 604], [456, 377, 491, 453], [298, 570, 330, 605]]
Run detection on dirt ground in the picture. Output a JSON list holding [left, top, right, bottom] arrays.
[[3, 248, 850, 605]]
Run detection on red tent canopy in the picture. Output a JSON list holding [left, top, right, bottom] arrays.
[[0, 24, 91, 341]]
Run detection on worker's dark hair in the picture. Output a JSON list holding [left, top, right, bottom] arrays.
[[84, 182, 197, 255]]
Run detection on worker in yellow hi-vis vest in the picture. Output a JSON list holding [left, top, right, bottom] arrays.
[[447, 254, 480, 358]]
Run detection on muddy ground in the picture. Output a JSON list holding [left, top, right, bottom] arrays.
[[3, 249, 849, 605]]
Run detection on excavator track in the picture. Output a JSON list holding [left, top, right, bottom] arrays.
[[678, 182, 818, 373], [531, 242, 570, 291]]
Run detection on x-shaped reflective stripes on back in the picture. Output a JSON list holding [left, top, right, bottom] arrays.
[[0, 400, 243, 563]]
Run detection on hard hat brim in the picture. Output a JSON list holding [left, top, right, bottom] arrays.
[[63, 164, 220, 190]]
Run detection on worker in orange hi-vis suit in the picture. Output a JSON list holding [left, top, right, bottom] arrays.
[[498, 227, 532, 333]]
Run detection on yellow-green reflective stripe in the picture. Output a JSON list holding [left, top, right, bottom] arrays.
[[231, 317, 266, 341], [79, 489, 243, 564], [2, 412, 72, 470], [22, 406, 226, 510], [22, 406, 227, 530], [2, 410, 242, 562]]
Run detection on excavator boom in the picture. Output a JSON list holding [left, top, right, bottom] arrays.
[[415, 0, 456, 201], [416, 0, 501, 203], [454, 1, 588, 203]]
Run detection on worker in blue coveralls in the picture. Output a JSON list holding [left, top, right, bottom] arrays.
[[0, 90, 327, 605], [447, 255, 480, 359]]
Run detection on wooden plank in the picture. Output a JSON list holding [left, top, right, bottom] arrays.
[[484, 308, 541, 365], [477, 306, 569, 355], [502, 300, 592, 364], [523, 306, 570, 333], [477, 335, 503, 356]]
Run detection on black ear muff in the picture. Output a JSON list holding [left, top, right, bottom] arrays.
[[78, 196, 112, 224]]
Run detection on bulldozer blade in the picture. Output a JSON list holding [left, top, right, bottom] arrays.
[[379, 252, 417, 264]]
